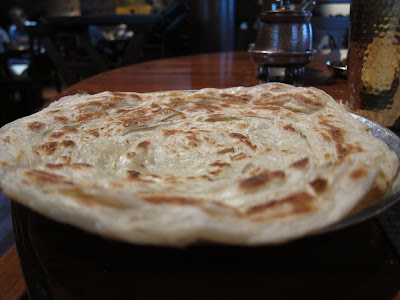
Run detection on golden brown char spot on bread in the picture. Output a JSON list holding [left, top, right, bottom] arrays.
[[254, 94, 282, 105], [336, 143, 365, 159], [50, 132, 65, 139], [75, 112, 108, 122], [260, 105, 282, 111], [39, 142, 58, 155], [76, 101, 100, 109], [186, 103, 222, 113], [239, 170, 285, 190], [350, 168, 368, 179], [255, 93, 322, 109], [148, 174, 161, 179], [200, 174, 213, 181], [54, 116, 69, 123], [63, 128, 79, 133], [25, 170, 73, 186], [111, 92, 127, 97], [163, 129, 178, 136], [218, 147, 235, 154], [283, 124, 297, 133], [319, 132, 332, 142], [61, 140, 76, 147], [285, 112, 293, 118], [230, 152, 248, 161], [253, 94, 287, 105], [158, 107, 183, 117], [293, 94, 323, 107], [46, 110, 62, 114], [309, 177, 328, 194], [229, 133, 257, 150], [263, 146, 272, 152], [60, 156, 72, 164], [2, 136, 10, 143], [88, 129, 100, 137], [318, 121, 345, 144], [144, 196, 203, 206], [127, 109, 145, 119], [76, 101, 117, 110], [136, 140, 151, 149], [220, 93, 252, 104], [0, 161, 13, 168], [71, 163, 92, 169], [237, 123, 249, 129], [45, 163, 91, 169], [45, 163, 64, 169], [122, 115, 153, 127], [150, 103, 161, 109], [246, 192, 315, 216], [269, 85, 286, 92], [317, 115, 342, 125], [202, 136, 215, 144], [115, 108, 130, 114], [128, 93, 142, 101], [209, 161, 231, 167], [351, 143, 365, 153], [119, 108, 155, 127], [46, 163, 91, 170], [27, 121, 45, 131], [188, 93, 215, 100], [241, 110, 258, 117], [304, 89, 317, 96], [209, 169, 222, 176], [168, 97, 188, 108], [185, 131, 201, 146], [126, 151, 136, 158], [290, 157, 309, 169]]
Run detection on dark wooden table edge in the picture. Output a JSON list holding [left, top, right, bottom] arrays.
[[0, 246, 27, 300]]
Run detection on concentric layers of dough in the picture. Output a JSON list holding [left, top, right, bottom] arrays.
[[0, 83, 397, 245]]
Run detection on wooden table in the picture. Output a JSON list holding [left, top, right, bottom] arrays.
[[2, 50, 400, 300], [54, 50, 347, 100]]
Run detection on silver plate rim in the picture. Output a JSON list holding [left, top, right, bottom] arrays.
[[318, 113, 400, 234]]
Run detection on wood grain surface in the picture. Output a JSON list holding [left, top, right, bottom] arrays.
[[0, 246, 26, 300], [56, 51, 347, 101]]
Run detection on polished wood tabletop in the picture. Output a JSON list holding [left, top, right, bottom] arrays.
[[2, 50, 399, 300], [56, 50, 347, 101]]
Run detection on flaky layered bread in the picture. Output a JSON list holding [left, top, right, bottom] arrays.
[[0, 83, 398, 245]]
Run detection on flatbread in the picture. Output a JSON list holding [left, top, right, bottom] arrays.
[[0, 83, 398, 246]]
